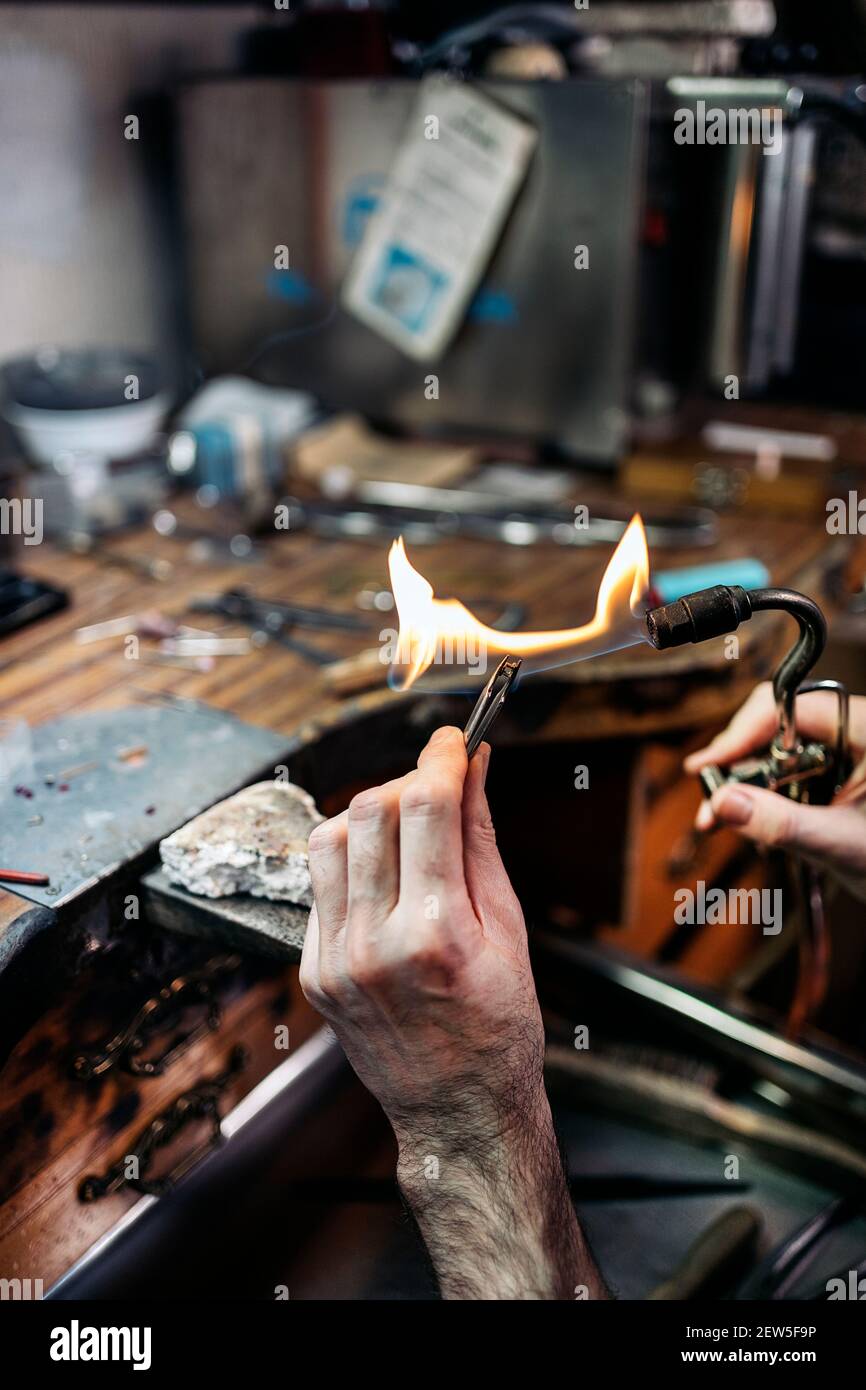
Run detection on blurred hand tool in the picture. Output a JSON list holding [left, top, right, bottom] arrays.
[[279, 493, 718, 549], [650, 1207, 762, 1300], [735, 1197, 855, 1300], [192, 587, 368, 633]]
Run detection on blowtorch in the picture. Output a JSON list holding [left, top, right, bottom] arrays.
[[645, 583, 851, 1035]]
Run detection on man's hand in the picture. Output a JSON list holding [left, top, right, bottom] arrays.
[[300, 725, 606, 1300], [686, 683, 866, 901]]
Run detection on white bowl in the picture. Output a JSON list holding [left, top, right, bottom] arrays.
[[4, 391, 170, 464]]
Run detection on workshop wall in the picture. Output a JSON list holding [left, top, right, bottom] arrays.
[[0, 5, 254, 369]]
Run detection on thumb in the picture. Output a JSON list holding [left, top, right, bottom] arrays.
[[703, 785, 866, 876]]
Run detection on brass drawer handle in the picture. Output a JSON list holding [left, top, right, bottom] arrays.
[[72, 953, 242, 1080], [78, 1045, 247, 1202]]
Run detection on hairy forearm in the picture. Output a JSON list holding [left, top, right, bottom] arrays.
[[395, 1093, 609, 1301]]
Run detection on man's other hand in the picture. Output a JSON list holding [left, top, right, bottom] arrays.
[[686, 683, 866, 902]]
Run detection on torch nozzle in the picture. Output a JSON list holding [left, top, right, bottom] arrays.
[[645, 585, 753, 650]]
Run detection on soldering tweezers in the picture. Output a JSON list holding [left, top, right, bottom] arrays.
[[463, 655, 521, 758]]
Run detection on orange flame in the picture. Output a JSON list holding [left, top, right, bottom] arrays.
[[387, 514, 650, 691]]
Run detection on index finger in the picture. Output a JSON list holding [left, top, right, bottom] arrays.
[[398, 726, 469, 912]]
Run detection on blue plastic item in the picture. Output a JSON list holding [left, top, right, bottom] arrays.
[[653, 559, 770, 603]]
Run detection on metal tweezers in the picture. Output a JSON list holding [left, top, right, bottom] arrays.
[[463, 655, 522, 758]]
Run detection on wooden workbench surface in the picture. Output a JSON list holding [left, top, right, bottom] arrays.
[[0, 495, 839, 734]]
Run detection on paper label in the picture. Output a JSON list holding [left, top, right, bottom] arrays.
[[342, 77, 537, 361]]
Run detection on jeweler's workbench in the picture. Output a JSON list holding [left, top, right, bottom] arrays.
[[0, 483, 854, 1292]]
